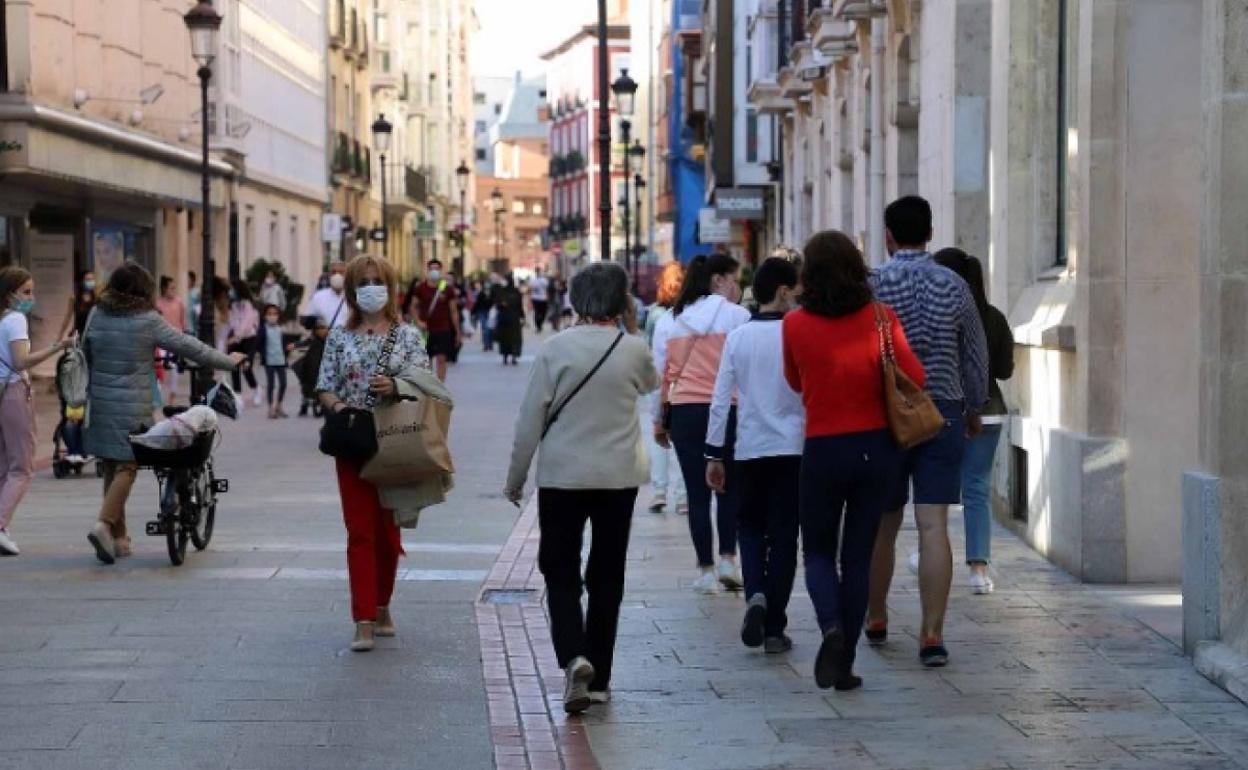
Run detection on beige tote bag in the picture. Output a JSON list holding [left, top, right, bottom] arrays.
[[360, 394, 454, 486]]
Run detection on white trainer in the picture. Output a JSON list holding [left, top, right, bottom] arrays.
[[563, 656, 595, 714], [969, 571, 995, 595], [252, 390, 264, 407], [691, 569, 720, 595], [0, 528, 19, 556], [717, 558, 743, 592], [908, 550, 921, 573], [648, 494, 666, 514]]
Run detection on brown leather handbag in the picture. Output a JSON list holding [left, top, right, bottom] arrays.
[[873, 303, 945, 450]]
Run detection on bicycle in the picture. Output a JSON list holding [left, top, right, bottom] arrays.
[[131, 355, 232, 566]]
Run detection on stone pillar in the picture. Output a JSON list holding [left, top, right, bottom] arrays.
[[1186, 0, 1248, 701]]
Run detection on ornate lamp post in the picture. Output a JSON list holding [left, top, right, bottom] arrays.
[[612, 69, 638, 267], [184, 1, 222, 384], [628, 139, 646, 282], [371, 114, 393, 258], [633, 173, 646, 291], [455, 160, 470, 274], [491, 187, 504, 268]]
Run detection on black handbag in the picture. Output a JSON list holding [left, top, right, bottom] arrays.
[[318, 324, 398, 461]]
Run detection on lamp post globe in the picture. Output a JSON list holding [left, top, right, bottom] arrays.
[[371, 114, 393, 154], [611, 68, 638, 117], [184, 1, 222, 67]]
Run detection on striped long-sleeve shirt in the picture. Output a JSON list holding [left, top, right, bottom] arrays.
[[869, 250, 990, 410]]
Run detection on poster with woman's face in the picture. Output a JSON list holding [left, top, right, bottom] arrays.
[[91, 227, 126, 285]]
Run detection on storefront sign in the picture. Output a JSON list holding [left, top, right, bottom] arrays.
[[698, 208, 731, 244], [321, 213, 342, 243], [715, 188, 767, 221]]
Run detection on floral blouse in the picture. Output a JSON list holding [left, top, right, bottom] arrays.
[[316, 324, 431, 409]]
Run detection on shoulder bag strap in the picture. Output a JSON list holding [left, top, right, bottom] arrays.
[[873, 302, 897, 366], [363, 324, 401, 409], [329, 299, 344, 328], [541, 331, 624, 440]]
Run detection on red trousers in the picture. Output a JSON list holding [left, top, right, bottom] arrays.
[[335, 459, 404, 622]]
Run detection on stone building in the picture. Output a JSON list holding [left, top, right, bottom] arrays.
[[472, 74, 550, 277], [326, 0, 377, 265], [727, 0, 1248, 696], [0, 0, 235, 365], [217, 0, 329, 293]]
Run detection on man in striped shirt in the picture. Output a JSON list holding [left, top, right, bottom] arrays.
[[865, 196, 989, 668]]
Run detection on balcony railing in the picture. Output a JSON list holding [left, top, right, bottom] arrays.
[[332, 132, 351, 174], [405, 165, 428, 202]]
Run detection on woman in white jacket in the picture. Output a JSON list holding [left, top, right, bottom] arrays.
[[652, 254, 751, 594]]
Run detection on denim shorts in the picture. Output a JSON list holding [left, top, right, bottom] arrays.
[[885, 400, 967, 510]]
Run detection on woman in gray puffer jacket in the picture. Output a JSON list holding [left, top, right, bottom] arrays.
[[84, 263, 243, 565]]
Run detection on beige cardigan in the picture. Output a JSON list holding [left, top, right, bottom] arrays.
[[507, 326, 659, 493], [378, 365, 455, 528]]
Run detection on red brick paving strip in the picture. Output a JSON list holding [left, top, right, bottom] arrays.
[[476, 499, 599, 770]]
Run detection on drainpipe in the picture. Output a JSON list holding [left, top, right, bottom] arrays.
[[867, 13, 886, 266]]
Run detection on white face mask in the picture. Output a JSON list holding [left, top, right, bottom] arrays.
[[329, 274, 345, 291], [356, 285, 389, 314], [427, 270, 442, 282]]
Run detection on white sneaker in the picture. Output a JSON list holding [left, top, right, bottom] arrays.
[[908, 550, 921, 573], [252, 391, 264, 407], [676, 499, 689, 515], [969, 571, 995, 595], [717, 558, 743, 592], [648, 494, 666, 514], [563, 656, 594, 714], [0, 528, 19, 556], [691, 569, 720, 595]]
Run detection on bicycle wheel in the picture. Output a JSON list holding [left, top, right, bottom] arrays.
[[189, 464, 216, 551], [163, 475, 189, 566]]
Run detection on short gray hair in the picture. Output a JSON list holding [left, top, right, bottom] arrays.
[[570, 262, 629, 321]]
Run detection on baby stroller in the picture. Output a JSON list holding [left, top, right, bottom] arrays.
[[52, 347, 102, 479]]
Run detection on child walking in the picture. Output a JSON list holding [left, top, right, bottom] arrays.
[[705, 258, 805, 653], [258, 304, 291, 419]]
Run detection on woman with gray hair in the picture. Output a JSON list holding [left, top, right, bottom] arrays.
[[505, 262, 659, 714]]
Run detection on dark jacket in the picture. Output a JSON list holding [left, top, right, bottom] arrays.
[[84, 297, 236, 461], [982, 304, 1014, 417]]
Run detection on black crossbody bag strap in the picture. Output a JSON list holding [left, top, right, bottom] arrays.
[[541, 331, 624, 440]]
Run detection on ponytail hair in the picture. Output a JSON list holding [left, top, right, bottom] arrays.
[[673, 253, 740, 316]]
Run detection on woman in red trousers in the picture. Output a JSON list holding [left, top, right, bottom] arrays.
[[317, 255, 431, 651]]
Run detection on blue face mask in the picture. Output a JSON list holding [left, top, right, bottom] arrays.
[[83, 281, 96, 292], [14, 298, 35, 315]]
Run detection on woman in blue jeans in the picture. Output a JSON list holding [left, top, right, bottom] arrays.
[[933, 249, 1015, 594]]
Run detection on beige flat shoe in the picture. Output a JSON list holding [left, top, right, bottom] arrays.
[[114, 537, 133, 559], [376, 607, 396, 638], [350, 622, 375, 652]]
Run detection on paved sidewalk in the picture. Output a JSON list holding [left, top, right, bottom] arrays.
[[554, 501, 1248, 770], [0, 346, 533, 770]]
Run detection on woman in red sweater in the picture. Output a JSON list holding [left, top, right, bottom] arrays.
[[782, 231, 925, 691]]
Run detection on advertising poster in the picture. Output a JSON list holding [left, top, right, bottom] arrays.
[[91, 226, 127, 284], [28, 232, 74, 378]]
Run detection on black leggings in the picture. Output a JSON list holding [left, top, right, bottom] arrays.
[[229, 337, 258, 392], [265, 366, 288, 406]]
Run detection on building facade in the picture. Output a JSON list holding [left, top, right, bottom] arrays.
[[326, 0, 377, 265], [542, 17, 630, 266], [472, 74, 513, 177], [217, 0, 329, 293], [471, 74, 550, 276], [0, 0, 235, 369]]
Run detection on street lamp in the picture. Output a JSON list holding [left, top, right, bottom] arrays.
[[184, 0, 222, 393], [633, 173, 646, 291], [371, 114, 393, 258], [491, 187, 505, 268], [627, 139, 646, 278], [612, 69, 639, 267], [455, 159, 470, 275]]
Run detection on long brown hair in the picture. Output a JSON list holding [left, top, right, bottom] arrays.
[[798, 230, 873, 317], [0, 266, 32, 310], [344, 254, 401, 328], [99, 262, 157, 313]]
